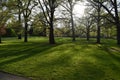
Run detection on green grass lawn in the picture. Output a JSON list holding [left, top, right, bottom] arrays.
[[0, 37, 120, 80]]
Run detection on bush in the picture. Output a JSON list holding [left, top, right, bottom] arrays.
[[3, 27, 17, 37]]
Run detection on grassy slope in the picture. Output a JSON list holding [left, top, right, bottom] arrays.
[[0, 37, 120, 80]]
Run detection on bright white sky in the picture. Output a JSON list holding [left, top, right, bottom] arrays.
[[55, 2, 86, 19], [55, 2, 86, 28], [74, 3, 86, 18]]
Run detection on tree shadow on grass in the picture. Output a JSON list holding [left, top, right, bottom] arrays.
[[0, 42, 61, 67], [0, 41, 54, 58], [28, 44, 106, 80], [91, 45, 120, 80], [98, 45, 120, 62], [0, 39, 120, 80], [69, 41, 120, 80], [31, 53, 105, 80]]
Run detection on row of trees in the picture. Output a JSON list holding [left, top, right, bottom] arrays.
[[96, 0, 120, 45], [78, 0, 120, 44], [86, 0, 120, 44], [0, 0, 120, 45]]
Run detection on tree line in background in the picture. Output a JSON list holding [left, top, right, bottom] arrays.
[[0, 0, 120, 45]]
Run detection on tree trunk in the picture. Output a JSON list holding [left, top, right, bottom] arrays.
[[24, 20, 28, 42], [49, 23, 55, 44], [116, 24, 120, 44], [97, 24, 101, 43], [18, 8, 22, 39], [71, 13, 75, 41], [97, 12, 101, 43], [70, 3, 75, 41], [49, 12, 55, 44], [96, 4, 101, 44], [86, 27, 90, 41], [18, 34, 22, 39], [114, 0, 120, 45]]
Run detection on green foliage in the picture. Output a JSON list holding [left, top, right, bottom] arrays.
[[7, 18, 23, 34], [3, 27, 16, 37], [0, 37, 120, 80], [31, 13, 48, 36]]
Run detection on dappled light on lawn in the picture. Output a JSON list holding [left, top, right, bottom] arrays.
[[0, 37, 120, 80]]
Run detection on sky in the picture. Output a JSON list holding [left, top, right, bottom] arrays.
[[55, 1, 86, 19], [73, 2, 86, 18], [55, 1, 86, 28]]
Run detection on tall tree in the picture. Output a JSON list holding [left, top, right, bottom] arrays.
[[80, 15, 94, 41], [96, 1, 102, 43], [94, 0, 120, 45], [16, 0, 23, 39], [4, 0, 23, 39], [0, 0, 10, 43], [61, 0, 76, 41], [87, 0, 102, 43], [38, 0, 60, 44], [17, 0, 37, 42]]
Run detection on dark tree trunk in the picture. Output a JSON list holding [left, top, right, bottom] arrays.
[[18, 34, 22, 39], [97, 25, 101, 43], [24, 20, 28, 42], [49, 23, 55, 44], [49, 12, 55, 44], [116, 24, 120, 45], [96, 11, 101, 44], [70, 3, 75, 42], [96, 4, 101, 44], [114, 0, 120, 45], [71, 13, 75, 41], [86, 27, 90, 41], [38, 0, 56, 44], [18, 9, 22, 40]]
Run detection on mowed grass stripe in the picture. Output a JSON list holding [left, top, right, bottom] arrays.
[[0, 37, 120, 80]]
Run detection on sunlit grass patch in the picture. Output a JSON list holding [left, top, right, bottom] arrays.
[[0, 37, 120, 80]]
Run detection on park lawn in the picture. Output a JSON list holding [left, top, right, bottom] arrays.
[[0, 37, 120, 80]]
